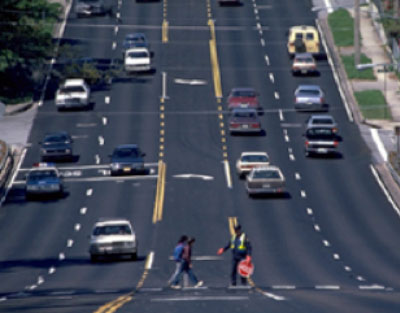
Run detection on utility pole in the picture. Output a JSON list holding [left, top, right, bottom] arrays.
[[354, 0, 360, 66]]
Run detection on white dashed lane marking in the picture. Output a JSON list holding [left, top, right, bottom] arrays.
[[264, 55, 270, 65], [86, 188, 93, 196], [75, 223, 81, 231], [279, 110, 284, 121], [80, 207, 87, 215], [300, 190, 306, 198], [49, 267, 56, 274], [67, 239, 74, 248], [274, 92, 279, 99], [112, 42, 117, 50], [269, 73, 274, 83], [333, 253, 340, 260], [114, 26, 118, 34], [344, 266, 352, 272], [98, 136, 104, 146], [295, 172, 301, 180], [102, 117, 108, 125], [105, 96, 110, 104], [260, 38, 265, 46], [95, 154, 100, 164], [307, 208, 313, 215], [323, 240, 330, 247], [314, 224, 321, 232], [59, 253, 65, 261]]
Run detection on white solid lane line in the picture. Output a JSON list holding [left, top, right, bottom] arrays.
[[37, 276, 44, 285], [370, 129, 387, 162], [145, 251, 154, 270], [370, 164, 400, 219], [223, 160, 233, 189]]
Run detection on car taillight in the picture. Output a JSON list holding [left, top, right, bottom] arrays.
[[230, 123, 240, 128], [332, 127, 338, 133], [334, 141, 339, 147], [289, 43, 294, 47], [295, 98, 298, 103], [251, 123, 260, 128], [305, 140, 309, 147], [293, 66, 299, 70], [320, 97, 324, 103]]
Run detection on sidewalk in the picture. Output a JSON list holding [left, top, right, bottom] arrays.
[[350, 5, 400, 124]]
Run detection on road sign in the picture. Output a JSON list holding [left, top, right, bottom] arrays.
[[238, 260, 254, 278]]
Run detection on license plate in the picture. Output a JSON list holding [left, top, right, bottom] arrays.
[[242, 124, 249, 129], [301, 69, 307, 74], [317, 148, 328, 153], [262, 184, 270, 188], [240, 104, 248, 108], [123, 167, 131, 172]]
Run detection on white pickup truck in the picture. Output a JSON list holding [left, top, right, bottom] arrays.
[[55, 79, 91, 111], [124, 47, 151, 73]]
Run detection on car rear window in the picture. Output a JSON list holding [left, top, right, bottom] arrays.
[[28, 170, 57, 180], [312, 118, 333, 124], [298, 89, 320, 96], [253, 170, 280, 179], [242, 155, 268, 163], [232, 90, 256, 97], [306, 32, 314, 40], [94, 225, 132, 236], [307, 128, 334, 136], [233, 111, 256, 118], [295, 33, 303, 40], [45, 134, 68, 142]]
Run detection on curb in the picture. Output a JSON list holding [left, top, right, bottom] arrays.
[[5, 102, 36, 116]]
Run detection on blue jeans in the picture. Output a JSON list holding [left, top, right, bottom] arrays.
[[171, 261, 198, 286]]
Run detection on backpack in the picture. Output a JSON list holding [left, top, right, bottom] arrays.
[[173, 243, 184, 261]]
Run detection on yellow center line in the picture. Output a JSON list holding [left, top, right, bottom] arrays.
[[162, 19, 169, 43]]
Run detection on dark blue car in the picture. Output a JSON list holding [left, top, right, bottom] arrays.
[[25, 166, 63, 199], [110, 144, 146, 176], [40, 132, 73, 161]]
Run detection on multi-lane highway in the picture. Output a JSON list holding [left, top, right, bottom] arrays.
[[0, 0, 400, 312]]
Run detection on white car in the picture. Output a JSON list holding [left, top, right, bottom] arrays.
[[55, 79, 90, 111], [89, 218, 138, 262], [236, 152, 270, 177], [124, 47, 151, 73]]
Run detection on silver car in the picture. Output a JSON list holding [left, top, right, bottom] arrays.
[[74, 0, 111, 17], [89, 218, 138, 262], [246, 166, 286, 197], [306, 114, 338, 133], [294, 85, 327, 111]]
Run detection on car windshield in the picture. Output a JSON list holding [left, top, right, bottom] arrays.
[[78, 0, 99, 3], [242, 155, 268, 163], [114, 148, 139, 158], [127, 51, 149, 58], [28, 170, 57, 180], [233, 111, 256, 118], [298, 89, 320, 96], [253, 170, 280, 179], [45, 134, 68, 143], [60, 86, 85, 93], [232, 90, 256, 97], [94, 225, 132, 236]]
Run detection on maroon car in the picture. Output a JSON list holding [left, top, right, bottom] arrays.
[[229, 108, 262, 135], [227, 87, 261, 112]]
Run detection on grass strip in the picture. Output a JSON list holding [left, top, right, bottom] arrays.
[[354, 89, 391, 119]]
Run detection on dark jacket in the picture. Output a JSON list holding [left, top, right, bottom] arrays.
[[223, 233, 252, 260]]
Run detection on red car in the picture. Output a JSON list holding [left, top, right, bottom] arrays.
[[227, 87, 261, 112]]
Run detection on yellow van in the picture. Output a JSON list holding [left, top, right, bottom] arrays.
[[287, 25, 320, 57]]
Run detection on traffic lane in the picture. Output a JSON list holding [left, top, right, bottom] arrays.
[[166, 0, 208, 26], [10, 179, 157, 312], [213, 0, 361, 287], [289, 289, 400, 313], [0, 181, 94, 296], [295, 156, 400, 288], [21, 112, 109, 167]]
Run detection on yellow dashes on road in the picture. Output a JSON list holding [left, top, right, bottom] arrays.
[[153, 160, 166, 224]]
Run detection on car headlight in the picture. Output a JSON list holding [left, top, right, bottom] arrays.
[[50, 184, 60, 190], [111, 163, 120, 170], [124, 241, 135, 247], [65, 149, 71, 154]]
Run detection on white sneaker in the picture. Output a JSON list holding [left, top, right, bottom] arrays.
[[170, 285, 181, 290], [194, 281, 204, 288]]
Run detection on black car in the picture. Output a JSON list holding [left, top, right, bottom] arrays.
[[304, 127, 339, 157], [40, 132, 73, 161], [74, 0, 113, 17], [110, 144, 146, 176]]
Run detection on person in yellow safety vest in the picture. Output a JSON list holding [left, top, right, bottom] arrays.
[[217, 224, 252, 286]]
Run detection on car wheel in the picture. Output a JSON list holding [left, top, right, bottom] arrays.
[[90, 254, 99, 263], [131, 253, 137, 261]]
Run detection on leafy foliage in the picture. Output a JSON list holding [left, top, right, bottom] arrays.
[[0, 0, 62, 102]]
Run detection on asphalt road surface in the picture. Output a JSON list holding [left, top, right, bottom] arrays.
[[0, 0, 399, 312]]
